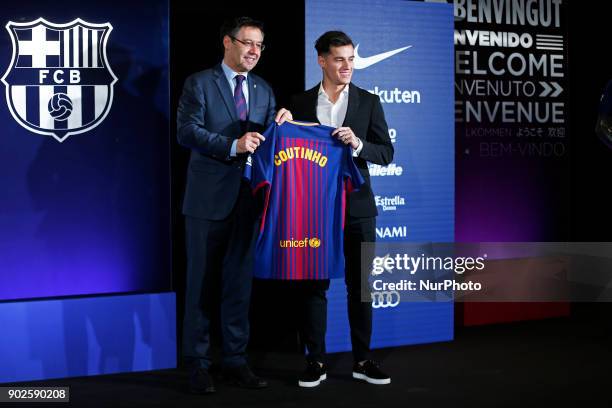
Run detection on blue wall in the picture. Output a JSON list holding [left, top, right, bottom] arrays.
[[0, 293, 176, 383]]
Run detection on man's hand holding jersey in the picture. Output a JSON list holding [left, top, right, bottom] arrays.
[[332, 127, 360, 150], [237, 132, 266, 154], [275, 108, 293, 125]]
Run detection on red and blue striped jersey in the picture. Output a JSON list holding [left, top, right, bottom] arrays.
[[245, 120, 364, 280]]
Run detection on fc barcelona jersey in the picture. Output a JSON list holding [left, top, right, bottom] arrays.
[[244, 120, 364, 280]]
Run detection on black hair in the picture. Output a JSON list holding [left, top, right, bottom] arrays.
[[219, 16, 264, 42], [314, 31, 354, 55]]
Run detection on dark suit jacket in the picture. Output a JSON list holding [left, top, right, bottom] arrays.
[[289, 82, 394, 217], [177, 64, 277, 220]]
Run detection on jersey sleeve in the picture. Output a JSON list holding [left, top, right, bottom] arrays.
[[343, 147, 365, 193], [244, 122, 277, 193]]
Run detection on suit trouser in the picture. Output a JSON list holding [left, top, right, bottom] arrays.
[[343, 215, 376, 362], [296, 280, 330, 364], [182, 183, 258, 370], [300, 215, 376, 363]]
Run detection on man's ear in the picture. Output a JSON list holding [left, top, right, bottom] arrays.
[[317, 55, 325, 68], [222, 35, 231, 51]]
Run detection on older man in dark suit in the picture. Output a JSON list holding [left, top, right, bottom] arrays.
[[289, 31, 394, 388], [177, 16, 290, 394]]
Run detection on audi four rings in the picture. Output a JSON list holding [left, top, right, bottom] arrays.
[[371, 291, 401, 308]]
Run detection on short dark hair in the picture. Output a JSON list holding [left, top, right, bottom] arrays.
[[220, 16, 264, 42], [314, 31, 354, 55]]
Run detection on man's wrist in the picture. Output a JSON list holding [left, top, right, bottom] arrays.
[[230, 139, 238, 157], [352, 138, 363, 157]]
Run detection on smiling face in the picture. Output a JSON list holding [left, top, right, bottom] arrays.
[[318, 44, 354, 87], [222, 26, 263, 73]]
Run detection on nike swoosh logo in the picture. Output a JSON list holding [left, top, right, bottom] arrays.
[[353, 44, 412, 70]]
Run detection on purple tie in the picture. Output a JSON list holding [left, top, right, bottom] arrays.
[[234, 74, 247, 121]]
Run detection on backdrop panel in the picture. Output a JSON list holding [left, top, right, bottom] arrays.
[[306, 0, 455, 351], [0, 0, 170, 301]]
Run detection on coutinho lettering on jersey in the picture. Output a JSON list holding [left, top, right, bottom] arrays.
[[244, 120, 364, 280]]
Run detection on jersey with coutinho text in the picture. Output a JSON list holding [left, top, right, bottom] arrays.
[[245, 120, 364, 280]]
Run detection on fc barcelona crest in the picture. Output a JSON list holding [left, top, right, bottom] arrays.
[[1, 18, 117, 142]]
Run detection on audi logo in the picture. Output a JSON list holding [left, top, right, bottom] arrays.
[[371, 291, 401, 308]]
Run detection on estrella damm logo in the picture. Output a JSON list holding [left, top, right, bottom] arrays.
[[274, 146, 328, 167], [279, 237, 322, 248], [2, 18, 117, 142]]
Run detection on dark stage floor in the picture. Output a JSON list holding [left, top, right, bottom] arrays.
[[6, 307, 612, 408]]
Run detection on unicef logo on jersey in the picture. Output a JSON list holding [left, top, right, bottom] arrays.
[[279, 237, 322, 248], [1, 18, 117, 142]]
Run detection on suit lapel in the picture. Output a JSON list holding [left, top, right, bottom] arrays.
[[305, 85, 319, 123], [342, 83, 360, 127], [213, 65, 238, 122]]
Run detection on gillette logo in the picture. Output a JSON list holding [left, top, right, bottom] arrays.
[[369, 163, 403, 177]]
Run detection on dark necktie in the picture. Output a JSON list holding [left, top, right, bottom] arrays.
[[234, 74, 247, 121]]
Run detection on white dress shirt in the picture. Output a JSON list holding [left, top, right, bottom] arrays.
[[316, 82, 363, 156]]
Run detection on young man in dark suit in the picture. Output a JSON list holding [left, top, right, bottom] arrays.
[[289, 31, 394, 387], [176, 16, 290, 394]]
